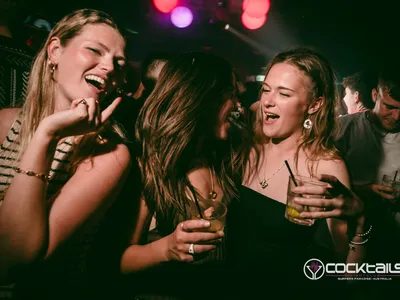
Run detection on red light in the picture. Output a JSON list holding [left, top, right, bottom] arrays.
[[241, 12, 267, 30], [242, 0, 270, 18], [153, 0, 178, 13]]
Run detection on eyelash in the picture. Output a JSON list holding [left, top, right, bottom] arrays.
[[89, 48, 101, 55], [262, 88, 290, 97]]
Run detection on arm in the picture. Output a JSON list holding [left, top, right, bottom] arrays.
[[0, 98, 130, 280], [120, 168, 225, 274], [318, 159, 367, 264], [120, 197, 170, 273], [0, 133, 131, 277], [120, 201, 222, 273], [295, 159, 367, 263]]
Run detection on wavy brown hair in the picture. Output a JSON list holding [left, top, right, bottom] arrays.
[[136, 52, 244, 234], [252, 47, 341, 176]]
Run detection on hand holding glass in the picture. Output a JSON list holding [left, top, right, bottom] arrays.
[[190, 198, 227, 232], [285, 175, 327, 226]]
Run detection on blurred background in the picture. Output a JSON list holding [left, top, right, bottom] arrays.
[[9, 0, 398, 84]]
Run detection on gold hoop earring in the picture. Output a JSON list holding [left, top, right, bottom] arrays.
[[48, 58, 56, 73]]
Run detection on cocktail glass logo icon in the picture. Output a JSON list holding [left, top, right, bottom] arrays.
[[304, 258, 325, 280]]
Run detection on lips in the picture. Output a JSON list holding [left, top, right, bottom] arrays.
[[264, 111, 280, 124], [84, 74, 106, 92]]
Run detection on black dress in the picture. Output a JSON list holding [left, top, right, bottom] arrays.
[[226, 186, 344, 297]]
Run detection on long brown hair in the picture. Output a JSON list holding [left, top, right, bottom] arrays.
[[136, 52, 243, 233], [253, 47, 341, 176]]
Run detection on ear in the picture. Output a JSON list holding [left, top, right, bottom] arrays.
[[47, 37, 63, 64], [354, 91, 360, 103], [371, 88, 378, 103], [307, 97, 324, 115]]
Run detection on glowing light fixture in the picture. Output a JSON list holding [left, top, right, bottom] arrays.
[[171, 6, 193, 28], [241, 12, 267, 30], [153, 0, 178, 13], [242, 0, 270, 18]]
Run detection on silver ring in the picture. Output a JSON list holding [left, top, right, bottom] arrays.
[[188, 243, 195, 254]]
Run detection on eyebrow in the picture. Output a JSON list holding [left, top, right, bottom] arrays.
[[94, 41, 126, 61], [263, 83, 295, 92]]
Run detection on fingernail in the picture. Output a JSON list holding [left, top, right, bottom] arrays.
[[218, 231, 225, 237], [203, 221, 210, 227]]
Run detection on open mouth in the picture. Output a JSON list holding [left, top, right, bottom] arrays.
[[85, 75, 106, 91], [265, 112, 280, 121]]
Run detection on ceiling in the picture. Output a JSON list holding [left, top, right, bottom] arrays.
[[21, 0, 399, 79]]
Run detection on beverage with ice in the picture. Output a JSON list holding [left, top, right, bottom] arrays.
[[190, 198, 227, 232]]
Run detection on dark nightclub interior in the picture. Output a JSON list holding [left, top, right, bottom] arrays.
[[1, 1, 399, 299]]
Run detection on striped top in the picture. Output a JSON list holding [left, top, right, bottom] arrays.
[[0, 115, 75, 202]]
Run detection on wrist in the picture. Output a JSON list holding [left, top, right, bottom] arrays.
[[35, 122, 61, 145], [355, 214, 366, 230]]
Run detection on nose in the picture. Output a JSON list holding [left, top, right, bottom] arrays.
[[262, 92, 275, 107], [100, 56, 114, 73], [392, 109, 400, 121]]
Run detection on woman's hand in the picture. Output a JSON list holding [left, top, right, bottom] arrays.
[[165, 220, 224, 262], [38, 97, 122, 139], [292, 174, 364, 220]]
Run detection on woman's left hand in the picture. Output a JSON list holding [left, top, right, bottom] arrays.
[[292, 174, 364, 220]]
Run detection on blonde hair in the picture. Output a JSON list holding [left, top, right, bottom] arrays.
[[10, 9, 126, 170], [252, 48, 341, 176]]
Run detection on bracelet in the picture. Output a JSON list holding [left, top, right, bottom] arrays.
[[349, 238, 370, 252], [14, 167, 50, 182], [355, 224, 372, 237]]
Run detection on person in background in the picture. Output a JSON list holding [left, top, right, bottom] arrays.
[[0, 8, 131, 299], [341, 70, 377, 114], [336, 64, 400, 275]]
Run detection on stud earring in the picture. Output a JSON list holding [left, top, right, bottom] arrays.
[[303, 117, 313, 129]]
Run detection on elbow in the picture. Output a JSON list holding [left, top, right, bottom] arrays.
[[120, 250, 133, 275]]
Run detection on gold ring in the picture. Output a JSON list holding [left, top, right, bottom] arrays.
[[78, 99, 88, 106]]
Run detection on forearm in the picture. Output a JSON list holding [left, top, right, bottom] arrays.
[[120, 236, 170, 274], [0, 126, 58, 265], [346, 216, 368, 264]]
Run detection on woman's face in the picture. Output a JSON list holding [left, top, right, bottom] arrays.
[[260, 62, 313, 139], [49, 23, 126, 109]]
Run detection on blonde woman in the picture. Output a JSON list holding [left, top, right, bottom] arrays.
[[228, 48, 367, 295], [0, 9, 131, 297]]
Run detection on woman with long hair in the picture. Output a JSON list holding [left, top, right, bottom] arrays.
[[228, 48, 367, 294], [121, 52, 244, 299], [0, 8, 131, 297]]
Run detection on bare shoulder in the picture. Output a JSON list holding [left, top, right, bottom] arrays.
[[84, 142, 132, 172], [317, 157, 350, 188], [0, 108, 21, 144]]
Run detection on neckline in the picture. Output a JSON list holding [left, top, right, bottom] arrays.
[[240, 185, 286, 206]]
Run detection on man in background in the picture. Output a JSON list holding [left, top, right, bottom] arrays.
[[341, 70, 377, 114]]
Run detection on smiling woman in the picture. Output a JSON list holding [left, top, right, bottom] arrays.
[[0, 8, 131, 299]]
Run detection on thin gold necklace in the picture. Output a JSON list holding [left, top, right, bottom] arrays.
[[208, 166, 218, 200], [258, 161, 286, 189]]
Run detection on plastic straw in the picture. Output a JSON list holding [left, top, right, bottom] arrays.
[[285, 160, 298, 187], [194, 198, 204, 219]]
